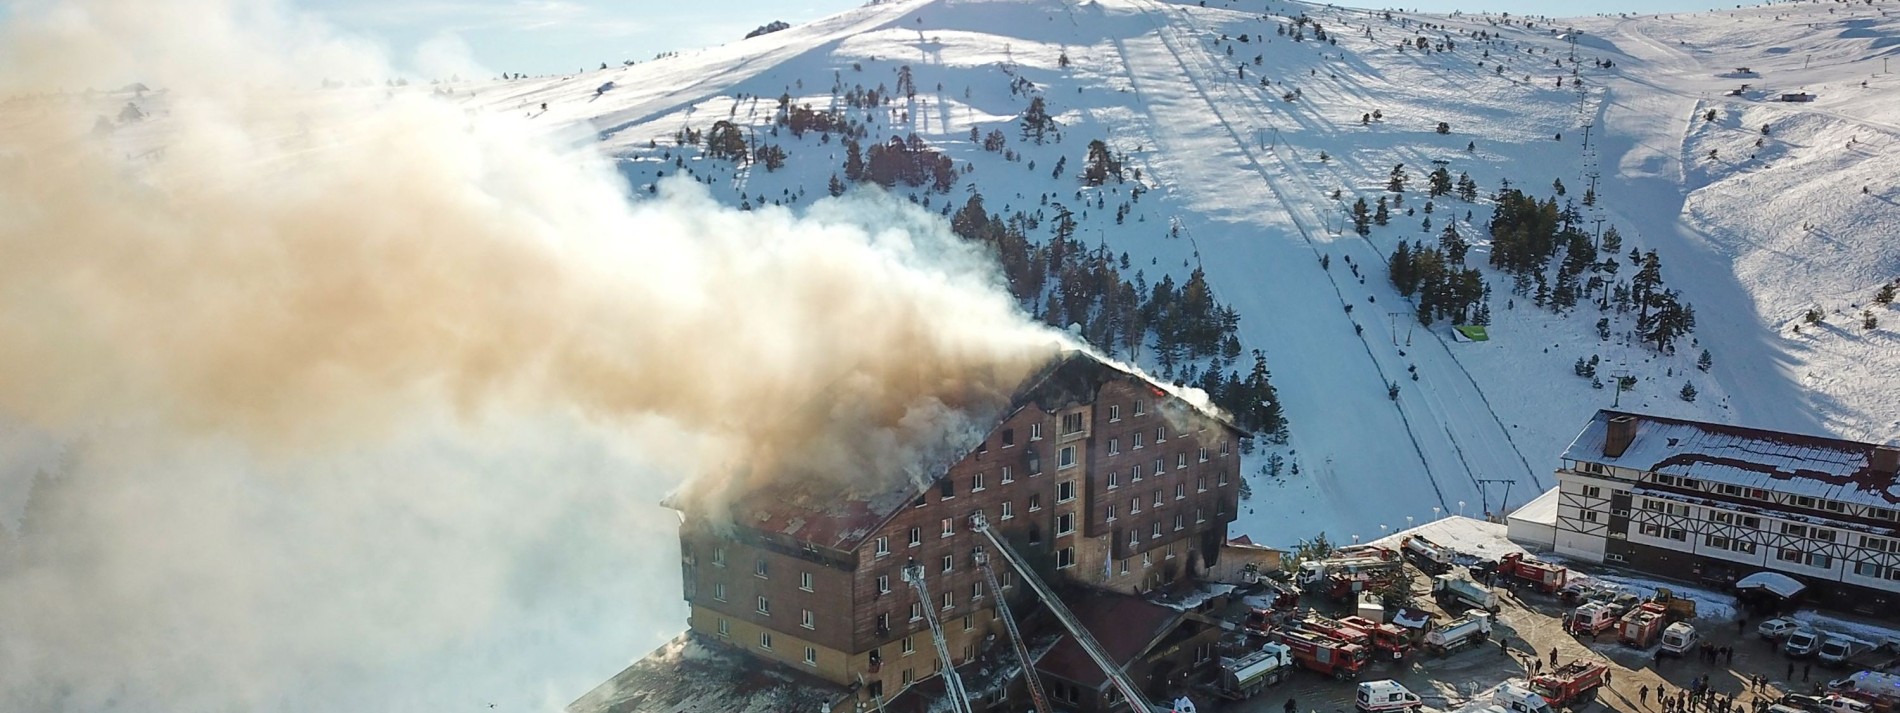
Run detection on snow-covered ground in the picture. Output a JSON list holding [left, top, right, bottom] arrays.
[[16, 1, 1900, 708], [426, 0, 1900, 552]]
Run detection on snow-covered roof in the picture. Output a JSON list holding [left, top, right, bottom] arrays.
[[1507, 486, 1561, 526], [1561, 410, 1900, 508], [1736, 571, 1806, 598], [566, 633, 850, 713]]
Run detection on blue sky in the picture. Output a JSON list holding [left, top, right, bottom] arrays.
[[298, 0, 1756, 77]]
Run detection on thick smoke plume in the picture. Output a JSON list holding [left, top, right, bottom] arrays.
[[0, 0, 1063, 710]]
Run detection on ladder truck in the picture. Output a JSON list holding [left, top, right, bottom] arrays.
[[974, 548, 1053, 713], [903, 563, 975, 713], [970, 513, 1185, 713]]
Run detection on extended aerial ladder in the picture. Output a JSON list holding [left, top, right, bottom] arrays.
[[975, 547, 1053, 713], [971, 512, 1161, 712], [902, 563, 975, 713]]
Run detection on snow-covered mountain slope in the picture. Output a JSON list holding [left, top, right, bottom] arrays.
[[442, 0, 1900, 546]]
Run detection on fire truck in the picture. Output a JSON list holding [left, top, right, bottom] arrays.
[[1276, 628, 1369, 681], [1298, 546, 1402, 587], [1294, 614, 1376, 651], [1339, 615, 1414, 661], [1619, 602, 1669, 649], [1497, 553, 1568, 594], [1528, 660, 1610, 707], [1323, 570, 1405, 602]]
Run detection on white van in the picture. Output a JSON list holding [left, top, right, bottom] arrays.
[[1358, 680, 1424, 713], [1660, 622, 1699, 657]]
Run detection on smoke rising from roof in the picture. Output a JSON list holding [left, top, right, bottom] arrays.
[[0, 0, 1063, 709]]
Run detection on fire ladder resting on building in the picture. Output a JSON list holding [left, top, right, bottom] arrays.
[[971, 512, 1160, 713], [902, 563, 976, 713], [975, 548, 1054, 713]]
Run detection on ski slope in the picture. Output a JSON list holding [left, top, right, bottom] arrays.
[[429, 0, 1900, 550]]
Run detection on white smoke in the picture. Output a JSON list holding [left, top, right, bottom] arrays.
[[0, 0, 1066, 710]]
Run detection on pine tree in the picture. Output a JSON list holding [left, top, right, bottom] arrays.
[[1428, 167, 1452, 197], [828, 173, 846, 196], [1440, 223, 1467, 265], [1680, 381, 1698, 402], [1877, 281, 1897, 305], [1374, 196, 1390, 226], [1352, 197, 1371, 236], [1865, 309, 1880, 331], [1697, 349, 1712, 372], [1552, 178, 1566, 196], [1021, 96, 1053, 144], [1600, 226, 1623, 254], [843, 138, 865, 181], [1387, 164, 1408, 193]]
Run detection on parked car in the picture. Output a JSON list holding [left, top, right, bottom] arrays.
[[1759, 618, 1801, 641], [1786, 628, 1824, 658]]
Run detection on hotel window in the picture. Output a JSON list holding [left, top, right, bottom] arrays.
[[1105, 505, 1118, 522], [1059, 480, 1076, 502], [1783, 524, 1808, 538], [1197, 475, 1207, 492], [941, 592, 954, 610], [1001, 466, 1014, 484], [800, 572, 814, 592], [1030, 423, 1043, 441], [1806, 552, 1832, 569], [1175, 483, 1187, 500], [1177, 453, 1188, 470], [1582, 485, 1602, 498], [716, 618, 729, 637], [1779, 548, 1802, 563], [1792, 496, 1817, 508], [1058, 446, 1077, 469], [1131, 496, 1142, 514], [1582, 510, 1600, 523], [1132, 464, 1144, 481], [1165, 544, 1176, 559], [1001, 501, 1015, 520], [1132, 432, 1144, 450], [1029, 494, 1042, 512], [1667, 528, 1686, 542], [1199, 447, 1209, 463], [757, 596, 771, 615], [1133, 399, 1146, 416], [908, 527, 922, 547], [1119, 559, 1130, 575], [755, 559, 769, 578], [939, 477, 954, 499], [759, 632, 773, 650], [1151, 522, 1163, 539], [1154, 458, 1165, 475], [971, 472, 985, 492], [963, 614, 975, 631], [1109, 405, 1121, 421], [1129, 530, 1140, 546], [971, 582, 983, 600], [1142, 553, 1152, 568], [1153, 489, 1164, 507], [903, 670, 913, 685], [1195, 508, 1205, 524], [1108, 438, 1121, 456], [1218, 470, 1229, 486], [1028, 449, 1042, 475], [801, 609, 816, 630], [804, 647, 818, 666], [1108, 471, 1120, 489], [1639, 523, 1662, 537], [1057, 547, 1076, 569], [712, 582, 727, 601], [1740, 516, 1761, 528], [875, 537, 890, 557], [942, 554, 953, 573], [1857, 562, 1887, 578], [1813, 529, 1836, 543], [1156, 426, 1167, 442], [1057, 512, 1076, 535], [1062, 412, 1085, 435], [1219, 440, 1230, 456], [941, 517, 955, 538], [1001, 571, 1014, 589], [712, 546, 726, 567], [902, 636, 915, 654], [1002, 428, 1015, 447], [1174, 514, 1185, 531], [877, 575, 891, 594]]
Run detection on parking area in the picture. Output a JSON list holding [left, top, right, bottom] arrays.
[[1199, 568, 1881, 713]]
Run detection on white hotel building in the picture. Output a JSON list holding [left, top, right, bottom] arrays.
[[1552, 410, 1900, 617]]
